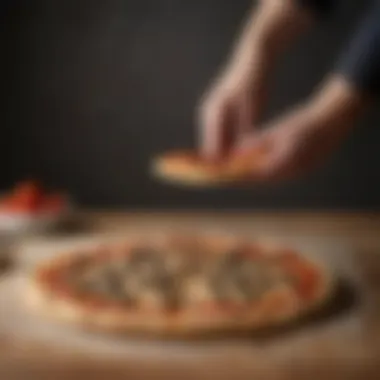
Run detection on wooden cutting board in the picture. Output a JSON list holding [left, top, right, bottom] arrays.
[[0, 231, 378, 379]]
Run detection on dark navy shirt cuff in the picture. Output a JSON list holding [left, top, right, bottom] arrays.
[[336, 2, 380, 96], [296, 0, 335, 17]]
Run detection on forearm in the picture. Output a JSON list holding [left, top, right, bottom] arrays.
[[297, 0, 335, 17], [309, 75, 369, 134], [303, 1, 380, 132], [228, 0, 315, 70]]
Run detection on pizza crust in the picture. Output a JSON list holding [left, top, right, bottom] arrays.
[[151, 148, 267, 187], [26, 237, 335, 338]]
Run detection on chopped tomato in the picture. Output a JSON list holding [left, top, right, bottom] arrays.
[[5, 180, 44, 212], [0, 194, 38, 213], [0, 180, 67, 215]]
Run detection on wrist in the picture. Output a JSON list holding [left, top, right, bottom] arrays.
[[308, 75, 368, 130], [228, 0, 313, 74], [251, 0, 313, 55]]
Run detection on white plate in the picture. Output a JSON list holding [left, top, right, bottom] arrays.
[[0, 208, 72, 235]]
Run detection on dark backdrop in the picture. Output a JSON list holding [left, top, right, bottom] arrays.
[[1, 0, 378, 209]]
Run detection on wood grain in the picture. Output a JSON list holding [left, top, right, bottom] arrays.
[[1, 211, 380, 379]]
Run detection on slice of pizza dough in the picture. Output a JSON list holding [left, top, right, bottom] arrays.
[[151, 148, 268, 187]]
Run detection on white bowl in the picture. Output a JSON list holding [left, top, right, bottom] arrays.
[[0, 208, 72, 236]]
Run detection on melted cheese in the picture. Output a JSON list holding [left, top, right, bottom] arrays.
[[71, 247, 286, 309]]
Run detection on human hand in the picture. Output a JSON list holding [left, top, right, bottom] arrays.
[[233, 76, 368, 182], [198, 0, 312, 161], [198, 49, 271, 161]]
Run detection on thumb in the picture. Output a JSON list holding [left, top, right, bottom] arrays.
[[199, 103, 224, 160], [233, 127, 271, 155], [236, 88, 267, 137], [199, 100, 234, 161], [255, 142, 299, 182], [236, 94, 254, 136]]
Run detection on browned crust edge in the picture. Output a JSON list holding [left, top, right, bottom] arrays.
[[25, 240, 335, 338], [150, 153, 256, 187]]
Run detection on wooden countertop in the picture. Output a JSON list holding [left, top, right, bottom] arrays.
[[1, 211, 380, 380], [78, 210, 380, 234], [78, 211, 380, 250]]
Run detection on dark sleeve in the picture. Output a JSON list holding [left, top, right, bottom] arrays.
[[336, 1, 380, 96], [296, 0, 335, 16]]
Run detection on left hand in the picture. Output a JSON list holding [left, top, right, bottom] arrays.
[[233, 75, 368, 182]]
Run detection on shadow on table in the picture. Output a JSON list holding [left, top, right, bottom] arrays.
[[240, 277, 360, 343]]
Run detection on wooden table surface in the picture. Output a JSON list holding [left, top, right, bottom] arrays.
[[1, 211, 380, 380]]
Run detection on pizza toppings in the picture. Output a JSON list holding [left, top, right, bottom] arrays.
[[28, 236, 330, 338], [36, 241, 321, 314], [207, 250, 284, 304]]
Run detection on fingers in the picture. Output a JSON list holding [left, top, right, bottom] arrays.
[[233, 126, 271, 156], [254, 134, 315, 182], [199, 97, 234, 161], [256, 144, 295, 182], [198, 83, 267, 161], [236, 84, 267, 135], [232, 129, 298, 183], [236, 93, 254, 137], [199, 102, 223, 160]]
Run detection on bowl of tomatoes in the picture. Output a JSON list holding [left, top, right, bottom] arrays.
[[0, 181, 71, 235]]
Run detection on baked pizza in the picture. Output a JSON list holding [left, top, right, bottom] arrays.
[[151, 147, 268, 187], [27, 235, 334, 337]]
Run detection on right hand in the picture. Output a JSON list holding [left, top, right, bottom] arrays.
[[232, 75, 367, 182], [198, 51, 270, 161], [197, 0, 313, 161]]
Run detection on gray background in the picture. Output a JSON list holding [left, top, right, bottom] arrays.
[[1, 0, 378, 209]]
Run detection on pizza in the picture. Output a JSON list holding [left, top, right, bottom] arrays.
[[151, 147, 268, 187], [26, 234, 334, 337]]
